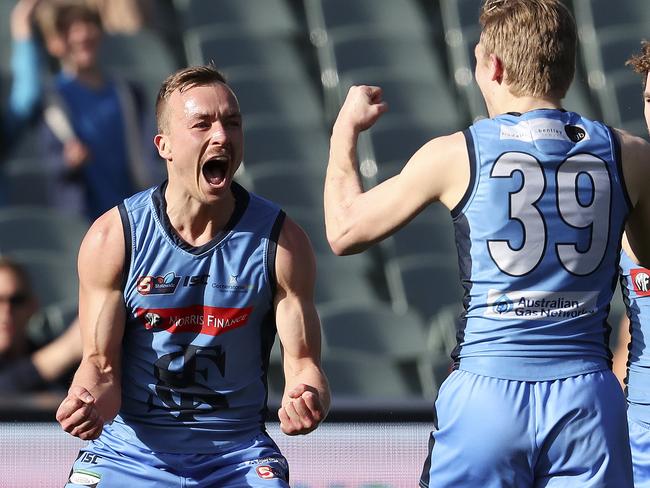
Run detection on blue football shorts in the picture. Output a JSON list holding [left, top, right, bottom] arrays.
[[628, 416, 650, 488], [420, 369, 633, 488], [64, 428, 289, 487]]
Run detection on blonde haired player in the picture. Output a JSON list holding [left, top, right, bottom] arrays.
[[324, 0, 650, 486]]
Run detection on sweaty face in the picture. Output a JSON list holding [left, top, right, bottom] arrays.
[[160, 83, 243, 202], [0, 268, 34, 357]]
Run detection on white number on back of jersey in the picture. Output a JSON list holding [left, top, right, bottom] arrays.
[[488, 152, 611, 276]]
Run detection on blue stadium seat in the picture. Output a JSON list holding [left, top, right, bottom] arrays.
[[314, 254, 387, 307], [183, 29, 311, 80], [385, 253, 462, 322], [99, 30, 179, 106], [8, 250, 78, 309], [175, 0, 300, 35], [309, 0, 430, 37], [0, 205, 88, 257], [243, 119, 329, 168], [322, 352, 418, 398], [227, 70, 325, 125]]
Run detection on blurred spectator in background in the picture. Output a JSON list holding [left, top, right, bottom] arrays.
[[87, 0, 153, 34], [36, 1, 161, 222], [2, 0, 44, 158], [0, 256, 81, 393]]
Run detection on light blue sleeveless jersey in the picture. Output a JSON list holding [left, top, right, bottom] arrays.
[[620, 249, 650, 423], [106, 182, 284, 453], [452, 109, 630, 380]]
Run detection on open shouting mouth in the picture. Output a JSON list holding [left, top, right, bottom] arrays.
[[202, 156, 229, 188]]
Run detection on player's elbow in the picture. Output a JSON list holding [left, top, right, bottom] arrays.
[[327, 233, 366, 256], [326, 231, 355, 256]]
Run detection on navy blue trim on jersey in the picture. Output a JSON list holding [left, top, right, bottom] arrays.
[[258, 307, 278, 427], [117, 202, 132, 292], [151, 181, 250, 255], [266, 211, 286, 301], [451, 213, 472, 368], [451, 129, 477, 218], [419, 423, 437, 488], [608, 126, 633, 212]]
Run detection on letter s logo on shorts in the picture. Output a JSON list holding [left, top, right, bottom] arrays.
[[256, 466, 277, 479]]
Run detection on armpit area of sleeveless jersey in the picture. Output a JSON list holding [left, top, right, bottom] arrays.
[[620, 249, 650, 422], [452, 109, 630, 381], [108, 182, 284, 453]]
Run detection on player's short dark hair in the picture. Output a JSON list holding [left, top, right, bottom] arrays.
[[155, 64, 229, 133]]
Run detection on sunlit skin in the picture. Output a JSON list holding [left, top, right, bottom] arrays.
[[154, 82, 244, 245]]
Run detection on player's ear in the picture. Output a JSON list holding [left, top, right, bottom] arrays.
[[154, 134, 171, 161], [490, 53, 505, 84]]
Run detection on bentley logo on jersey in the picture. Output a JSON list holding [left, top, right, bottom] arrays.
[[631, 268, 650, 296]]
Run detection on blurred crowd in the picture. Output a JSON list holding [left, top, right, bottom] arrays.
[[0, 0, 178, 397]]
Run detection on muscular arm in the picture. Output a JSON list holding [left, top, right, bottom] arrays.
[[56, 208, 126, 440], [324, 85, 470, 255], [274, 217, 330, 435], [617, 129, 650, 267]]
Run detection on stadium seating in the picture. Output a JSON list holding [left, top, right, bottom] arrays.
[[0, 158, 52, 206], [242, 119, 329, 169], [226, 70, 326, 125], [99, 29, 180, 107], [314, 254, 388, 307], [248, 162, 325, 210], [184, 30, 311, 79], [318, 301, 429, 395], [175, 0, 301, 35], [0, 205, 88, 259], [8, 250, 79, 309], [385, 253, 463, 321], [321, 352, 417, 398], [573, 1, 647, 131]]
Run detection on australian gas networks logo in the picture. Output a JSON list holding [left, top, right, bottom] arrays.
[[485, 290, 597, 321], [493, 294, 513, 314]]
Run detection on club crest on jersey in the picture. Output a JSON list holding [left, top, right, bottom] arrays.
[[631, 268, 650, 297], [137, 272, 181, 295]]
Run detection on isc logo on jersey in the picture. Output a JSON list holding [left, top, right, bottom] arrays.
[[631, 268, 650, 297]]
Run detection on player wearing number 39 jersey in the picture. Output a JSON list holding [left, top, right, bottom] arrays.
[[325, 1, 650, 487], [56, 65, 330, 487]]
